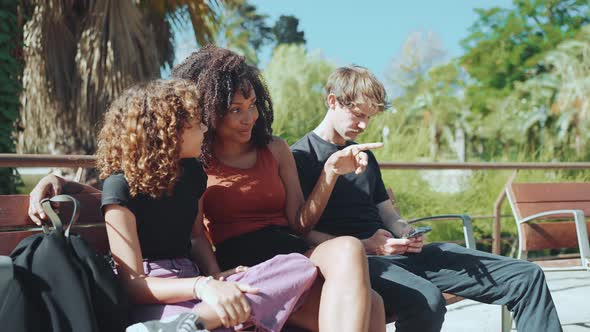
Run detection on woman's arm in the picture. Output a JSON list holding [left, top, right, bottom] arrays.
[[190, 198, 222, 276], [104, 204, 199, 304], [28, 174, 99, 224], [106, 203, 258, 327], [270, 137, 383, 235]]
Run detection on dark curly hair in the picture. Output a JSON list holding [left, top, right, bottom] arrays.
[[171, 45, 273, 165]]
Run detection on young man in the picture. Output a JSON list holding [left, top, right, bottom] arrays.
[[291, 66, 562, 332]]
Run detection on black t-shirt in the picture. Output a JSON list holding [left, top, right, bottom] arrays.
[[291, 132, 390, 239], [101, 158, 208, 260]]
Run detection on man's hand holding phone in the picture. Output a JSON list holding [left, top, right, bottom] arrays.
[[399, 226, 431, 254], [403, 226, 432, 239]]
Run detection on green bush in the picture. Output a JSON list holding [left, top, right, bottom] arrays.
[[0, 4, 23, 194]]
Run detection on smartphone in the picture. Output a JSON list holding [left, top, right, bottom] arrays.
[[404, 226, 432, 239]]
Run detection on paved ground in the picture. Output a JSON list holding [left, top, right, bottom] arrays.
[[386, 270, 590, 331]]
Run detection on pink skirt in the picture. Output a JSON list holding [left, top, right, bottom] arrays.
[[131, 253, 318, 332]]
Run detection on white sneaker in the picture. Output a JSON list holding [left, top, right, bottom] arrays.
[[126, 312, 208, 332]]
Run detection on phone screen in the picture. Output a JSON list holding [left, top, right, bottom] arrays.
[[405, 226, 432, 238]]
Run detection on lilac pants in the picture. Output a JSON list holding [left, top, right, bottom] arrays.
[[131, 253, 318, 332]]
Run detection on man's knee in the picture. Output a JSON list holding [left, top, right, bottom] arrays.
[[392, 290, 446, 331], [513, 260, 546, 285], [420, 289, 447, 320], [377, 279, 446, 327]]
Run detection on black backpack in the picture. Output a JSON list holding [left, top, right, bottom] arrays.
[[0, 195, 129, 332]]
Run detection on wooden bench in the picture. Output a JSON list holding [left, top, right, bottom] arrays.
[[506, 182, 590, 271], [0, 193, 106, 255], [387, 188, 512, 331], [2, 190, 513, 331]]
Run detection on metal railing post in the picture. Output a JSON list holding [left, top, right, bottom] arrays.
[[492, 171, 518, 255]]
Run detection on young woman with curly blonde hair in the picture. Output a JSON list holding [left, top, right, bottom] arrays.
[[29, 79, 321, 332]]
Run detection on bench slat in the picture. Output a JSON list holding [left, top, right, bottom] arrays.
[[0, 193, 109, 255], [521, 221, 590, 251], [515, 201, 590, 220], [511, 183, 590, 203], [534, 258, 583, 269], [443, 293, 464, 305], [0, 193, 103, 228]]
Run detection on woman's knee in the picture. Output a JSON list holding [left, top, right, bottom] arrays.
[[370, 290, 386, 329], [310, 236, 367, 278], [326, 236, 365, 259]]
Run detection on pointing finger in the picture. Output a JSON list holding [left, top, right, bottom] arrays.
[[355, 142, 384, 151]]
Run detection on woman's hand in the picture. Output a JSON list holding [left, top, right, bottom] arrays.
[[212, 266, 248, 281], [28, 174, 64, 225], [325, 142, 383, 175], [199, 279, 259, 328]]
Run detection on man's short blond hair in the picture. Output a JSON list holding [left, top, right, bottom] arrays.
[[324, 65, 389, 112]]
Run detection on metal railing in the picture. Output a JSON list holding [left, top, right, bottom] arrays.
[[3, 153, 590, 254]]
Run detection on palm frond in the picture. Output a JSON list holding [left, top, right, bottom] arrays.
[[145, 0, 221, 46], [19, 2, 78, 153], [75, 0, 160, 151]]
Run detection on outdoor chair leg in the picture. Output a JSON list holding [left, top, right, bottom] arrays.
[[501, 305, 512, 332]]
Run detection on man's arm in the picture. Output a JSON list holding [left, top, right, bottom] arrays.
[[376, 199, 425, 254], [376, 199, 411, 237], [305, 227, 416, 256], [275, 138, 382, 235], [305, 191, 423, 255]]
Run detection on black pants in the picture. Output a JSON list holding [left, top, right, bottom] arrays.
[[369, 242, 562, 332], [215, 226, 310, 271]]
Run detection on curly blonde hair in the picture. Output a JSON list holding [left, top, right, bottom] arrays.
[[96, 79, 201, 198]]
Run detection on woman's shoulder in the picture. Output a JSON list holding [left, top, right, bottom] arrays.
[[179, 158, 208, 194], [180, 158, 207, 176], [266, 136, 290, 163], [267, 136, 289, 154], [102, 173, 129, 191], [101, 173, 131, 208]]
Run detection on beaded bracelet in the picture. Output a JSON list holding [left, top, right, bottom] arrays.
[[194, 276, 213, 300], [192, 277, 201, 300]]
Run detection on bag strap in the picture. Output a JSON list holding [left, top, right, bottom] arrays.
[[0, 256, 13, 293], [40, 195, 80, 237]]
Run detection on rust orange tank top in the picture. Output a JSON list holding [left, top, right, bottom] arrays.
[[202, 146, 289, 244]]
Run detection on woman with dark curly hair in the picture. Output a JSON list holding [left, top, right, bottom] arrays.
[[29, 79, 320, 332], [172, 45, 385, 332]]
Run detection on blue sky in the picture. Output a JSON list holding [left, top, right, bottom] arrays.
[[172, 0, 513, 78]]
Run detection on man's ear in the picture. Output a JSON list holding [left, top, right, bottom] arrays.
[[327, 94, 337, 110]]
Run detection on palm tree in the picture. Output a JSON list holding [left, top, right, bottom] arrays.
[[494, 25, 590, 159], [18, 0, 221, 155], [398, 61, 472, 161]]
